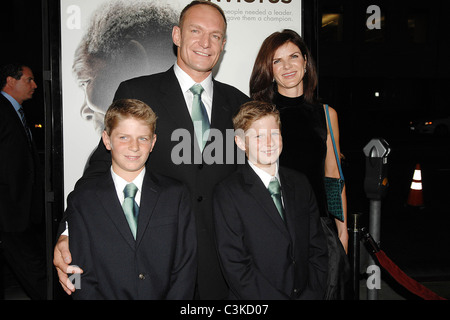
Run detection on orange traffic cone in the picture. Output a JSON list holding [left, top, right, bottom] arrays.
[[407, 163, 424, 207]]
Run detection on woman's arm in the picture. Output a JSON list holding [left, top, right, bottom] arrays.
[[324, 105, 348, 253]]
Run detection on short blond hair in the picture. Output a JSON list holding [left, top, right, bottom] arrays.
[[232, 100, 281, 133], [104, 99, 157, 135]]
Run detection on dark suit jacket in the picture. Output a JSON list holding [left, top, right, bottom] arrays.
[[213, 163, 328, 300], [68, 170, 197, 300], [72, 66, 250, 299], [0, 94, 43, 232]]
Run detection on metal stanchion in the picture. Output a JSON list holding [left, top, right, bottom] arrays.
[[349, 213, 361, 300], [367, 200, 381, 300], [0, 238, 4, 300]]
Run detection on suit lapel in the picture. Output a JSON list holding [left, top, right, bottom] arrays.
[[135, 172, 160, 247], [278, 169, 297, 243], [210, 80, 232, 133], [158, 68, 194, 133], [96, 173, 136, 250], [96, 171, 161, 250], [241, 165, 290, 239], [158, 67, 203, 155]]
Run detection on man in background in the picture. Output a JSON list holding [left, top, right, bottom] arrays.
[[0, 63, 47, 299]]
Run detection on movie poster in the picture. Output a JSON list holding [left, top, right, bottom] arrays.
[[60, 0, 301, 203]]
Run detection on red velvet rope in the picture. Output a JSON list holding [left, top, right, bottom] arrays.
[[374, 250, 447, 300]]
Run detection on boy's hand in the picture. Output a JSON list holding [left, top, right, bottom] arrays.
[[53, 235, 83, 295]]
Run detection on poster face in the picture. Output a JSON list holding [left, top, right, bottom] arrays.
[[60, 0, 301, 203]]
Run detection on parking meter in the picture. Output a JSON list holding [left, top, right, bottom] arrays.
[[362, 138, 390, 300], [363, 138, 391, 200]]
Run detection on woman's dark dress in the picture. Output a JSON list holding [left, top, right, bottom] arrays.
[[273, 91, 350, 300], [273, 92, 328, 217]]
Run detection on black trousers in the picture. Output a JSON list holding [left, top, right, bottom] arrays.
[[1, 225, 47, 300]]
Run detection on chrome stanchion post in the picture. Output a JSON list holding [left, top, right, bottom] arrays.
[[0, 238, 4, 300], [367, 200, 381, 300], [350, 213, 361, 300]]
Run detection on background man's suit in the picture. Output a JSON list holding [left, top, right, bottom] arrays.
[[0, 93, 46, 299], [72, 66, 250, 299], [0, 94, 43, 231], [213, 163, 328, 300], [68, 170, 196, 300]]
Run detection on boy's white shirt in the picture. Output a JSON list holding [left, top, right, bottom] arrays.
[[247, 160, 280, 189], [110, 166, 145, 207], [247, 160, 284, 208]]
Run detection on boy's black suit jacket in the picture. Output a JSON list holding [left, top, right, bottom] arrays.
[[68, 169, 197, 299], [213, 163, 329, 300]]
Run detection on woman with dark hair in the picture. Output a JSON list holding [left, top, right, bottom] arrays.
[[250, 29, 350, 299]]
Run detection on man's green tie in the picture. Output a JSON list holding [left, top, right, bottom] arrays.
[[122, 183, 139, 239], [268, 178, 285, 221], [190, 84, 210, 151]]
